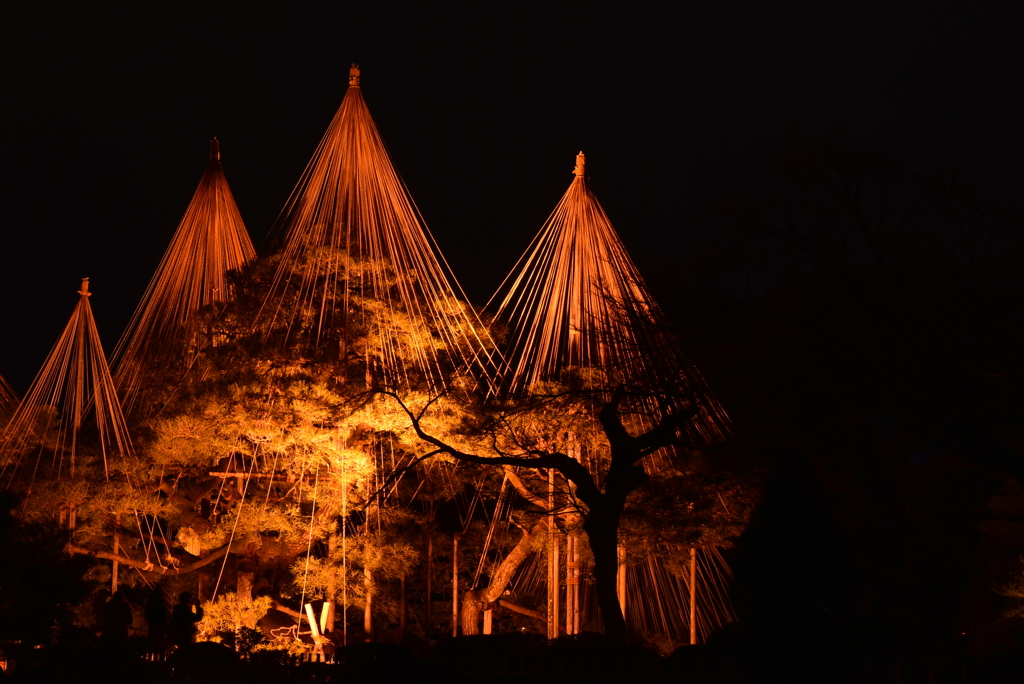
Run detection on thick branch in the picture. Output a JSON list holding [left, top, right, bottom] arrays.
[[378, 390, 601, 502], [502, 466, 548, 509], [497, 600, 542, 624], [67, 536, 249, 575]]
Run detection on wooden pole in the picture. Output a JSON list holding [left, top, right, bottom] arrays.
[[566, 534, 579, 635], [111, 512, 121, 594], [616, 543, 627, 619], [551, 534, 560, 638], [452, 534, 459, 638], [689, 549, 698, 645], [400, 572, 408, 631], [305, 603, 321, 641], [326, 533, 337, 634], [363, 567, 373, 641], [319, 602, 331, 635], [547, 469, 559, 639], [305, 603, 324, 661], [426, 527, 433, 637], [483, 609, 493, 635]]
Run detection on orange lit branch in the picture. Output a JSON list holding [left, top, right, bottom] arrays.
[[67, 535, 250, 575]]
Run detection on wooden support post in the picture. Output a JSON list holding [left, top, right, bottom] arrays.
[[111, 512, 121, 594], [690, 549, 698, 645], [319, 602, 331, 636], [483, 609, 493, 635], [566, 535, 580, 635], [426, 527, 433, 637], [616, 543, 627, 619], [400, 572, 408, 631], [326, 533, 337, 634], [363, 567, 373, 641], [305, 603, 321, 640], [305, 602, 324, 661], [452, 534, 460, 638], [547, 469, 559, 639]]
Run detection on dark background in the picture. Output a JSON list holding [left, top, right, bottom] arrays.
[[1, 2, 1021, 392]]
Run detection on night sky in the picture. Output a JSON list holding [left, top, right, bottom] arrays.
[[2, 3, 1021, 393]]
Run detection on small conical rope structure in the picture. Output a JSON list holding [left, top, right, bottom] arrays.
[[259, 64, 502, 393], [490, 152, 732, 447], [1, 279, 133, 484], [111, 138, 255, 415]]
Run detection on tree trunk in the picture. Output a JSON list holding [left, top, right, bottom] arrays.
[[462, 518, 547, 635], [585, 512, 627, 641]]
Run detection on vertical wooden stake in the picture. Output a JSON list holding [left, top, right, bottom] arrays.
[[452, 534, 460, 638], [325, 532, 337, 630], [111, 512, 121, 594], [306, 602, 324, 660], [616, 544, 627, 618], [690, 549, 698, 645], [566, 535, 579, 635], [483, 609, 493, 635], [363, 567, 373, 641], [326, 533, 337, 633], [400, 572, 408, 632], [551, 533, 560, 637], [547, 469, 559, 639], [426, 527, 433, 637], [305, 603, 321, 640], [319, 602, 331, 635]]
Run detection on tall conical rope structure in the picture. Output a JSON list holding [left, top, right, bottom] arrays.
[[111, 138, 256, 416], [485, 153, 736, 642], [258, 64, 502, 394], [491, 152, 732, 446]]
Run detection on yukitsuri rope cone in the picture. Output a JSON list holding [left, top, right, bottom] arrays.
[[111, 138, 256, 416], [259, 64, 502, 394], [487, 153, 736, 641], [1, 279, 132, 484], [490, 152, 732, 446]]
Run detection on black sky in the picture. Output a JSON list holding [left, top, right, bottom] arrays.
[[1, 2, 1021, 393]]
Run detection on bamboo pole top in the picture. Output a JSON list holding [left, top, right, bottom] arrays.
[[78, 277, 91, 297], [349, 63, 361, 87], [210, 137, 221, 161], [574, 151, 585, 177]]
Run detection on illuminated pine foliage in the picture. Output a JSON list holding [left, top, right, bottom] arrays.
[[111, 138, 256, 416], [0, 74, 752, 652]]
